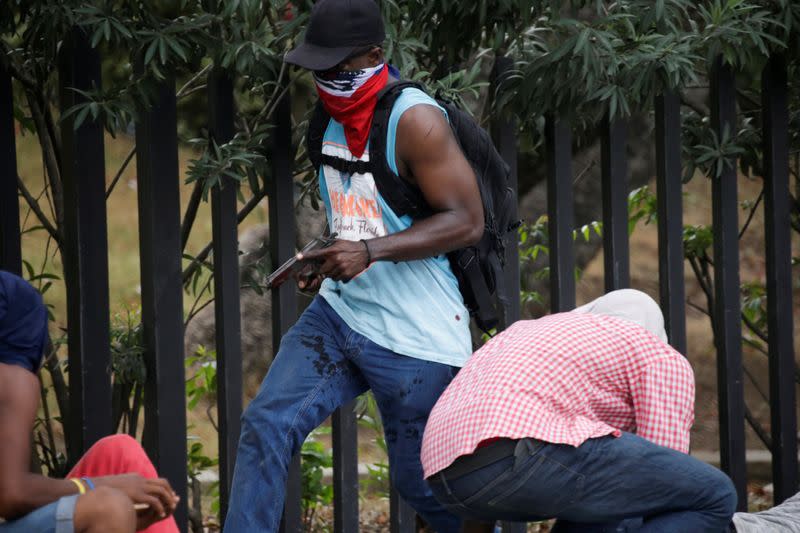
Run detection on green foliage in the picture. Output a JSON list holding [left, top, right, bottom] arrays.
[[301, 429, 334, 528], [626, 186, 657, 233], [683, 224, 714, 259], [185, 346, 221, 519], [6, 0, 800, 523], [187, 438, 221, 518], [355, 393, 391, 497], [110, 307, 146, 386], [502, 0, 797, 125], [379, 0, 535, 69], [185, 345, 217, 410]]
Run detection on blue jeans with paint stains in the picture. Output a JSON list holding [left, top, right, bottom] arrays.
[[224, 296, 461, 533]]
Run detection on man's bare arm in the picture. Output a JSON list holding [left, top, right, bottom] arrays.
[[302, 104, 484, 281], [0, 363, 78, 519], [0, 363, 179, 523], [368, 103, 484, 260]]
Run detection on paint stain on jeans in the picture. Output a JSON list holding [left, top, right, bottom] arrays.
[[300, 335, 348, 377], [398, 374, 425, 399], [400, 416, 426, 440]]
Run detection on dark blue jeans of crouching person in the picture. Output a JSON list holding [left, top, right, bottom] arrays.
[[224, 296, 462, 533], [428, 433, 738, 533]]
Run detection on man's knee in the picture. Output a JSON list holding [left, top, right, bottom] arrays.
[[75, 486, 136, 533], [708, 471, 738, 519], [87, 434, 144, 461], [77, 433, 155, 479], [718, 479, 738, 516], [390, 462, 426, 503]]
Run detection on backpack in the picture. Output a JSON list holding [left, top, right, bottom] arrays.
[[306, 80, 518, 332]]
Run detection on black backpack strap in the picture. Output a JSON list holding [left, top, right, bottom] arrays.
[[369, 81, 432, 219], [450, 247, 498, 331], [319, 154, 374, 175], [306, 101, 330, 171]]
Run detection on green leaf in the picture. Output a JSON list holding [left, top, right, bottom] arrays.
[[144, 39, 159, 65], [73, 105, 91, 130], [166, 37, 189, 62], [159, 36, 168, 64]]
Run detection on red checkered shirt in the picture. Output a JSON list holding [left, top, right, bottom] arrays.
[[421, 312, 695, 478]]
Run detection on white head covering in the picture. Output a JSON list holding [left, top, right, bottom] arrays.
[[573, 289, 668, 344]]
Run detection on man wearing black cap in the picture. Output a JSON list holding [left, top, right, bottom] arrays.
[[224, 0, 483, 531]]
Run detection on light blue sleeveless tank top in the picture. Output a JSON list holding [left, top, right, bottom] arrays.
[[318, 88, 472, 367]]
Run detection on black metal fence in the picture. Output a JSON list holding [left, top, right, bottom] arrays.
[[0, 28, 796, 532]]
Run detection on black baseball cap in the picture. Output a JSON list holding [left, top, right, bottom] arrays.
[[284, 0, 385, 71]]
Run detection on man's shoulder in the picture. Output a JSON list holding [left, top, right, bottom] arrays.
[[392, 86, 437, 107], [390, 87, 446, 126]]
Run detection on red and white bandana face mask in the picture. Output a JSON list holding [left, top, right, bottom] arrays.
[[314, 63, 388, 158]]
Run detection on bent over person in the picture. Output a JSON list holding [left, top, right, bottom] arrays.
[[224, 0, 483, 531], [422, 289, 739, 532], [0, 270, 179, 533], [424, 289, 800, 532]]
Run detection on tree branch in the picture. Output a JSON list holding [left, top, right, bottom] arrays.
[[688, 256, 714, 310], [181, 181, 204, 252], [177, 64, 212, 99], [743, 363, 769, 404], [185, 272, 215, 327], [106, 146, 137, 199], [39, 382, 58, 469], [25, 91, 65, 231], [181, 186, 268, 284], [176, 84, 207, 101], [39, 92, 62, 168], [745, 404, 772, 451], [42, 339, 69, 443], [573, 159, 597, 186], [738, 188, 763, 240], [687, 299, 710, 317], [185, 292, 215, 328], [0, 49, 38, 93], [17, 176, 62, 245], [741, 313, 768, 344], [252, 61, 288, 127]]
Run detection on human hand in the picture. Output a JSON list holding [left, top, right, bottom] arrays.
[[299, 239, 370, 282], [95, 474, 179, 526], [294, 262, 324, 292]]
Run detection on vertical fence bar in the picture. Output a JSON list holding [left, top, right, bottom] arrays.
[[390, 487, 416, 533], [491, 55, 521, 330], [710, 56, 747, 509], [546, 116, 576, 312], [269, 84, 302, 533], [281, 455, 302, 533], [136, 75, 188, 531], [761, 54, 798, 504], [600, 113, 630, 291], [58, 26, 112, 458], [654, 91, 687, 354], [0, 64, 21, 275], [491, 56, 525, 533], [332, 401, 359, 533], [208, 67, 243, 522]]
